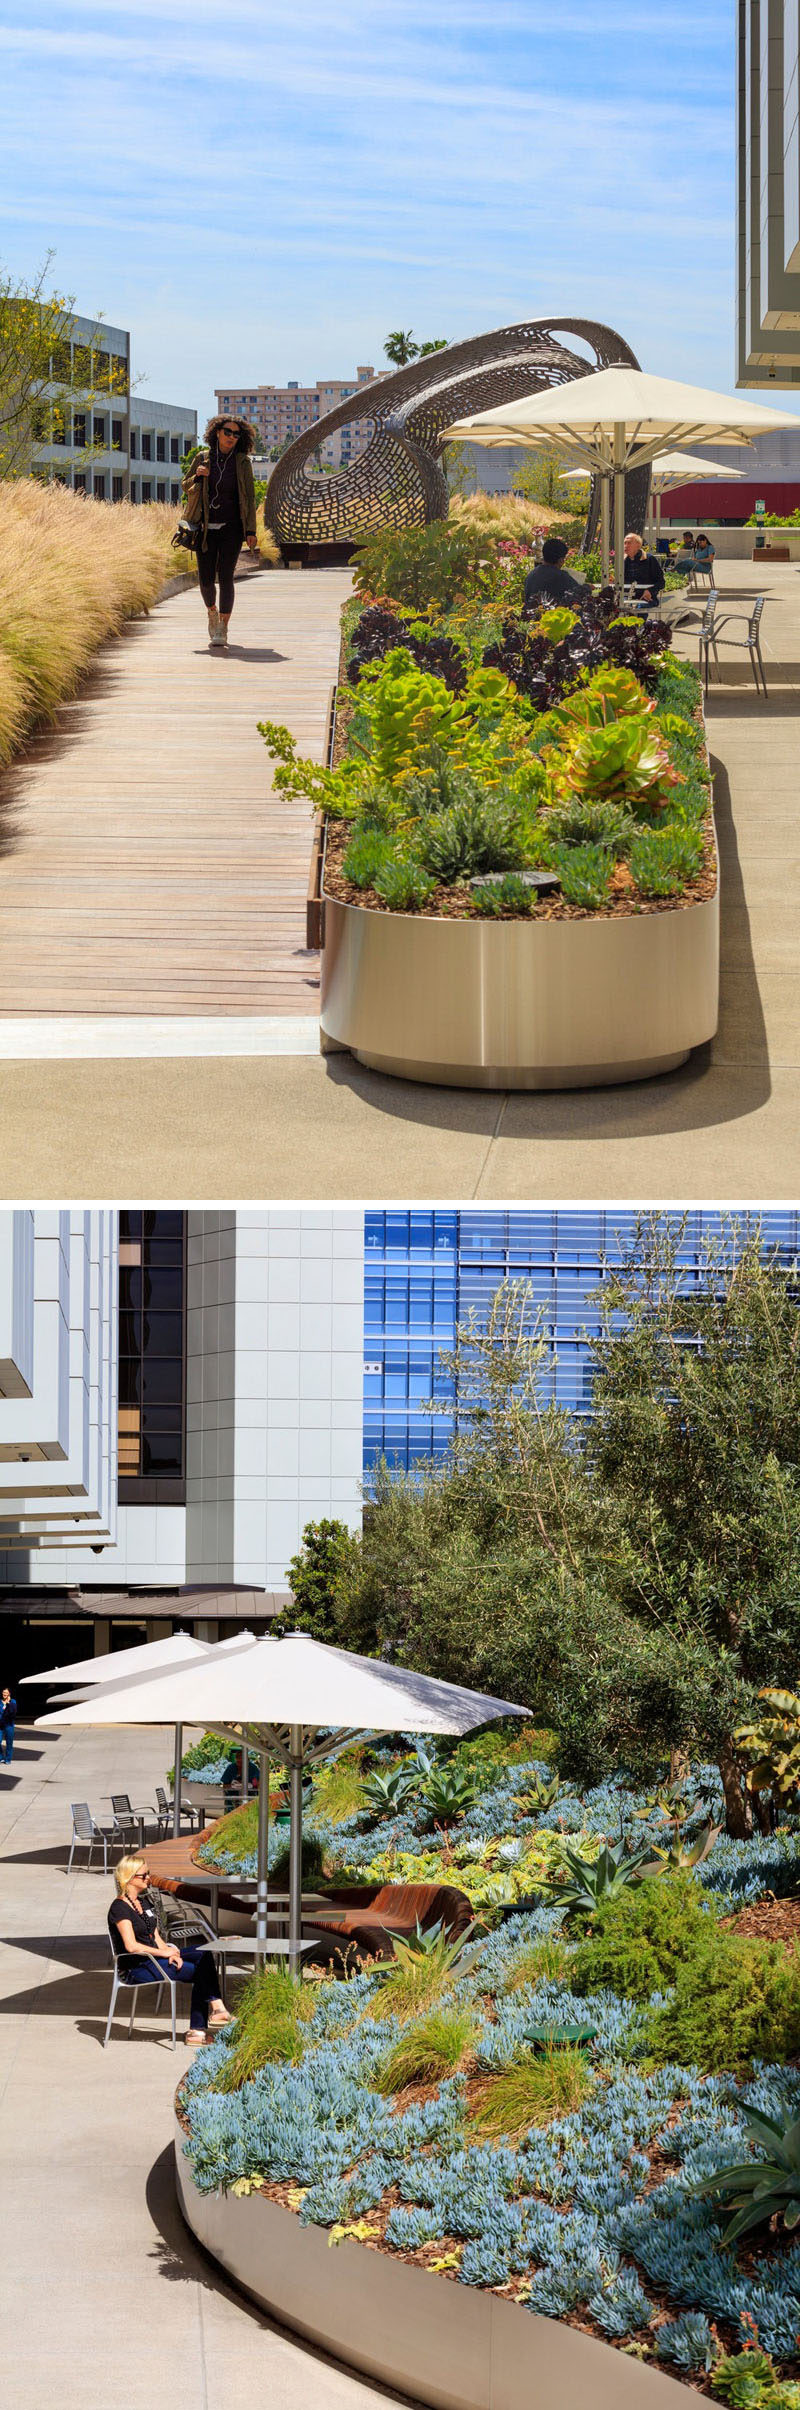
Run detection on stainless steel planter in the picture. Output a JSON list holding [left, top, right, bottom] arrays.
[[320, 834, 719, 1089]]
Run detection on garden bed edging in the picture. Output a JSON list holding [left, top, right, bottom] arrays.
[[175, 2116, 687, 2410]]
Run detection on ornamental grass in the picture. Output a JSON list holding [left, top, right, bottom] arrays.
[[375, 2004, 476, 2092], [0, 480, 178, 765], [470, 2041, 594, 2138]]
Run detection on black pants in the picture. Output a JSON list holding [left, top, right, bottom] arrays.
[[197, 524, 243, 615], [125, 1944, 220, 2031]]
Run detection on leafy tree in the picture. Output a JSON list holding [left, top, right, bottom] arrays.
[[584, 1217, 800, 1832], [279, 1517, 362, 1644], [511, 449, 578, 512], [0, 255, 79, 479]]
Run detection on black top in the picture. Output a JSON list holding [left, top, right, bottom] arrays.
[[206, 445, 241, 531], [623, 550, 665, 596], [108, 1893, 159, 1967], [0, 1696, 16, 1727], [523, 562, 585, 611]]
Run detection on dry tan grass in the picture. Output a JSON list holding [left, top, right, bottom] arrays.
[[0, 480, 279, 766], [449, 491, 576, 538]]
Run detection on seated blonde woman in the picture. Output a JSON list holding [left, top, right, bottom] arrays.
[[108, 1855, 232, 2047]]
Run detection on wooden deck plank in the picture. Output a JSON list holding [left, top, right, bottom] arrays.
[[0, 565, 350, 1016]]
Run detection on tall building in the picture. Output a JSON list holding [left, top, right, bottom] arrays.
[[29, 309, 196, 499], [2, 1208, 797, 1679], [737, 2, 800, 383], [215, 368, 386, 467]]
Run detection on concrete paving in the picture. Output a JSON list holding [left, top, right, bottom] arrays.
[[0, 558, 798, 1197], [0, 1721, 401, 2410]]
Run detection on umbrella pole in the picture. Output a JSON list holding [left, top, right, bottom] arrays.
[[613, 422, 626, 601], [173, 1723, 183, 1839], [255, 1751, 270, 1958], [242, 1742, 249, 1803], [289, 1725, 303, 1976], [600, 468, 610, 583]]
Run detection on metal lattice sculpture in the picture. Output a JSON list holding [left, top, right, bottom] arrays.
[[265, 318, 646, 556]]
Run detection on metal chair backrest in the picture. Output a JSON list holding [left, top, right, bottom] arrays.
[[699, 591, 718, 636], [155, 1786, 168, 1812], [72, 1802, 94, 1839], [749, 596, 765, 636], [111, 1793, 134, 1820]]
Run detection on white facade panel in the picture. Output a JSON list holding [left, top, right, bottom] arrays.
[[0, 1212, 35, 1399]]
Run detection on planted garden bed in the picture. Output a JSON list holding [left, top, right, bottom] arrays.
[[177, 1731, 800, 2408], [261, 526, 718, 1087]]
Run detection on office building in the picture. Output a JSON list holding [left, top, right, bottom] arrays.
[[737, 2, 800, 382], [29, 309, 196, 498], [215, 368, 386, 466], [2, 1208, 797, 1679]]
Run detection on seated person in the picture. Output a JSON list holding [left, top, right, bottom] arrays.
[[108, 1853, 233, 2047], [670, 529, 697, 571], [692, 531, 716, 569], [523, 535, 585, 612], [622, 532, 665, 603]]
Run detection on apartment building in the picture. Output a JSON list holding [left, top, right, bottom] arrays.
[[215, 367, 385, 466], [29, 309, 196, 498], [737, 1, 800, 382]]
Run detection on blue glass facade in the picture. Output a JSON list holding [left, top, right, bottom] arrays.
[[363, 1209, 800, 1473]]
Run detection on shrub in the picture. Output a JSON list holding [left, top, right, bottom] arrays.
[[550, 841, 613, 909], [269, 1833, 327, 1890], [571, 1872, 720, 2004], [375, 2005, 476, 2092], [351, 521, 489, 613], [215, 1966, 316, 2090], [418, 793, 525, 882], [500, 1935, 570, 1990], [342, 825, 395, 889], [471, 2042, 594, 2138], [372, 855, 435, 911], [629, 824, 706, 897], [645, 1930, 800, 2070]]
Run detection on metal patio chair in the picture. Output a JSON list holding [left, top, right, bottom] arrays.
[[109, 1792, 149, 1849], [154, 1783, 203, 1837], [104, 1930, 182, 2049], [711, 594, 768, 697], [67, 1802, 118, 1876], [668, 587, 720, 696]]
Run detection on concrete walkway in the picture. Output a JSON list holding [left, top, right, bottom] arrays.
[[1, 558, 799, 1195], [0, 1721, 399, 2410], [0, 565, 350, 1015]]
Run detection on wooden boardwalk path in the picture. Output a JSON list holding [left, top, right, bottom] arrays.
[[0, 565, 351, 1015]]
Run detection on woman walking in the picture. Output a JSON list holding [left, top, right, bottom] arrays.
[[185, 414, 259, 650]]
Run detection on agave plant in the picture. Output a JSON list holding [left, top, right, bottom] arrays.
[[734, 1688, 800, 1813], [517, 1770, 562, 1816], [421, 1759, 479, 1824], [381, 1917, 484, 1980], [547, 1839, 655, 1918], [362, 1762, 421, 1818], [695, 2101, 800, 2245]]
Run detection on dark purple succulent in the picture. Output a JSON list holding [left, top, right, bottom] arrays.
[[347, 605, 468, 694]]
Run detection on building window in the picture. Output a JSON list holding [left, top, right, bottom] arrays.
[[73, 474, 86, 493], [73, 412, 87, 449], [183, 435, 193, 457], [112, 475, 125, 503], [93, 414, 107, 447], [111, 417, 123, 451], [141, 432, 152, 461], [130, 482, 138, 503], [52, 404, 67, 446], [51, 338, 71, 383], [170, 481, 180, 504], [93, 350, 111, 392], [129, 429, 138, 459], [156, 480, 166, 502], [118, 1210, 186, 1497], [93, 474, 106, 500], [170, 435, 179, 462], [110, 354, 128, 396], [156, 434, 166, 461], [73, 342, 92, 389], [141, 480, 152, 502], [31, 400, 49, 442]]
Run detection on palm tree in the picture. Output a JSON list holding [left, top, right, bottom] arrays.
[[417, 339, 448, 356], [384, 330, 418, 366]]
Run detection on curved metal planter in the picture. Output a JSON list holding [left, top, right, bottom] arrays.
[[175, 2122, 686, 2410], [320, 836, 719, 1090]]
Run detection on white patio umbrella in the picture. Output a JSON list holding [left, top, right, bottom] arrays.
[[562, 449, 745, 544], [36, 1633, 529, 1968], [443, 366, 799, 584], [24, 1628, 257, 1833]]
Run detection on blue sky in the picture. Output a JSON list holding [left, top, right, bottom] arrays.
[[0, 0, 753, 420]]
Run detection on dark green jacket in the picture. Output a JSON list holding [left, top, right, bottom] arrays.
[[185, 446, 257, 545]]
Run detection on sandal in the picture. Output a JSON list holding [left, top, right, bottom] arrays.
[[207, 2006, 233, 2028], [184, 2028, 206, 2046]]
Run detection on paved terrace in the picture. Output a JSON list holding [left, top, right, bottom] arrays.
[[0, 558, 798, 1196], [0, 564, 351, 1015], [0, 1720, 399, 2410]]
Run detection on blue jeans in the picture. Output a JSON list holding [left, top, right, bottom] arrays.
[[125, 1944, 220, 2030], [1, 1726, 14, 1762]]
